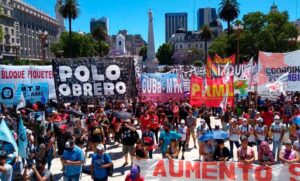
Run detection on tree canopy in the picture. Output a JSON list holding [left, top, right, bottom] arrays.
[[156, 43, 174, 65], [209, 10, 299, 62]]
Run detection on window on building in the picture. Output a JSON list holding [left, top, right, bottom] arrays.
[[119, 41, 122, 46], [188, 44, 191, 48], [11, 29, 14, 35], [5, 27, 8, 33], [12, 38, 14, 43], [200, 44, 202, 48], [180, 44, 182, 49], [196, 44, 198, 48]]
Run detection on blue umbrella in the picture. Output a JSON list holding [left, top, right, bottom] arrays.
[[293, 116, 300, 125], [199, 130, 229, 142]]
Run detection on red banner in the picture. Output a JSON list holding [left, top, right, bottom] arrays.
[[189, 75, 234, 107]]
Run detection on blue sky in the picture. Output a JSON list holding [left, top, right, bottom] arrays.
[[25, 0, 299, 50]]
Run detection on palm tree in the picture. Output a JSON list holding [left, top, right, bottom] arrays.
[[59, 0, 80, 57], [218, 0, 240, 37], [201, 25, 213, 64]]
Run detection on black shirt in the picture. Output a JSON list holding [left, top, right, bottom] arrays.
[[121, 127, 137, 146]]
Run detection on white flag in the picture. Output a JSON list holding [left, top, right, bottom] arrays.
[[220, 91, 228, 112], [16, 92, 26, 111], [266, 72, 289, 95], [243, 58, 253, 78], [221, 63, 231, 83]]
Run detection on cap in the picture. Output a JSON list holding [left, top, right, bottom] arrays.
[[274, 115, 280, 120], [257, 117, 264, 123], [26, 129, 32, 134], [199, 119, 205, 124], [65, 141, 71, 149], [241, 137, 248, 142], [231, 118, 237, 123], [242, 118, 248, 122], [130, 165, 140, 178], [180, 119, 185, 124], [60, 124, 67, 130], [285, 139, 292, 145], [96, 144, 105, 151]]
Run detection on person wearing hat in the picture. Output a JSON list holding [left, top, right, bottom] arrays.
[[125, 164, 144, 181], [269, 115, 285, 161], [279, 139, 299, 164], [0, 151, 13, 181], [237, 137, 255, 164], [239, 118, 256, 147], [62, 140, 84, 181], [90, 144, 113, 181], [177, 119, 187, 160], [185, 109, 197, 149], [254, 117, 267, 152], [196, 119, 209, 160], [228, 118, 240, 159]]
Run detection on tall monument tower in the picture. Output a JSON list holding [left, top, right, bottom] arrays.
[[145, 9, 158, 73], [55, 0, 65, 37]]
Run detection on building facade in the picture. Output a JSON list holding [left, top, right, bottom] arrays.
[[0, 0, 61, 62], [169, 29, 212, 54], [197, 8, 217, 30], [109, 29, 147, 56], [13, 0, 60, 61], [165, 12, 188, 42], [90, 17, 109, 34], [0, 0, 19, 60]]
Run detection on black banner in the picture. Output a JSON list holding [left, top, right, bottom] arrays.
[[52, 57, 136, 103]]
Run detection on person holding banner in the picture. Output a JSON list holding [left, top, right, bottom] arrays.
[[258, 141, 275, 167], [159, 123, 181, 158], [279, 139, 299, 164], [166, 139, 179, 159], [254, 117, 268, 152], [196, 119, 209, 161], [213, 140, 231, 161], [239, 118, 256, 147], [177, 120, 187, 160], [200, 139, 215, 162]]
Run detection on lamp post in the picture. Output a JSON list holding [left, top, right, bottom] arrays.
[[233, 24, 244, 64], [38, 30, 48, 63]]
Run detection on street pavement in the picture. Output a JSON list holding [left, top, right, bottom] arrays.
[[50, 117, 258, 180]]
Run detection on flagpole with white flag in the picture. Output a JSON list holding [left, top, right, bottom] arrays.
[[16, 92, 26, 112], [221, 63, 230, 84], [266, 72, 289, 95], [220, 90, 229, 112]]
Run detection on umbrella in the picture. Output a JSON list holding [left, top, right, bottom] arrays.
[[64, 110, 85, 117], [114, 111, 132, 119], [293, 116, 300, 125], [199, 130, 229, 142]]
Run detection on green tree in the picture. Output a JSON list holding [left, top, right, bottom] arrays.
[[91, 27, 109, 57], [59, 0, 80, 57], [201, 25, 213, 63], [0, 7, 3, 41], [139, 46, 147, 60], [156, 43, 174, 65], [218, 0, 240, 37], [92, 27, 107, 41]]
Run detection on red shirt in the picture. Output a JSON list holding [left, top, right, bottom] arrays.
[[140, 115, 150, 129], [125, 174, 145, 181], [148, 114, 159, 130], [261, 110, 274, 127]]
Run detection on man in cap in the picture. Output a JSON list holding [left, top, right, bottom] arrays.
[[62, 140, 84, 181], [196, 119, 209, 160], [0, 151, 12, 181], [90, 144, 113, 181], [270, 115, 285, 161], [178, 119, 187, 160]]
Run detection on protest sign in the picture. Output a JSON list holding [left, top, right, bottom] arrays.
[[190, 75, 234, 107], [0, 65, 55, 99], [257, 50, 300, 95], [0, 83, 49, 107], [135, 159, 300, 181], [140, 73, 184, 102], [52, 57, 136, 102]]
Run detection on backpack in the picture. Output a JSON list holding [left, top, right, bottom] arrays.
[[104, 153, 114, 177]]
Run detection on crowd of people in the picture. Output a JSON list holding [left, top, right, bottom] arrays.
[[1, 92, 300, 180]]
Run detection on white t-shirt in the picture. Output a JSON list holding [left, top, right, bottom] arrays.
[[197, 124, 209, 139], [293, 140, 300, 151], [239, 124, 255, 142], [178, 125, 187, 141], [270, 123, 285, 141], [229, 125, 239, 141], [254, 125, 267, 141]]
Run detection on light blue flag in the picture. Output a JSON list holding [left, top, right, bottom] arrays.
[[0, 119, 18, 153], [18, 116, 28, 158]]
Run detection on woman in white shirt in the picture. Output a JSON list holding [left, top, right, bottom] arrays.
[[254, 117, 267, 152], [239, 118, 256, 147]]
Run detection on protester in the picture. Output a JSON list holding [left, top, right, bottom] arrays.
[[73, 120, 87, 149], [279, 139, 299, 164], [23, 159, 52, 181], [90, 144, 113, 181], [185, 110, 197, 149], [196, 119, 209, 160], [166, 139, 179, 159], [134, 139, 148, 160], [0, 151, 13, 181], [202, 111, 212, 131], [139, 111, 150, 133], [89, 116, 105, 152], [148, 110, 160, 144], [159, 123, 181, 158], [120, 119, 138, 167], [45, 130, 55, 170], [141, 126, 155, 159], [178, 119, 187, 159], [258, 141, 275, 166], [62, 140, 84, 181], [269, 115, 285, 161], [239, 118, 256, 147], [237, 138, 255, 164], [125, 164, 144, 181], [200, 139, 215, 162], [34, 135, 46, 165], [213, 140, 231, 161], [254, 117, 267, 151], [228, 118, 240, 159], [111, 117, 123, 145]]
